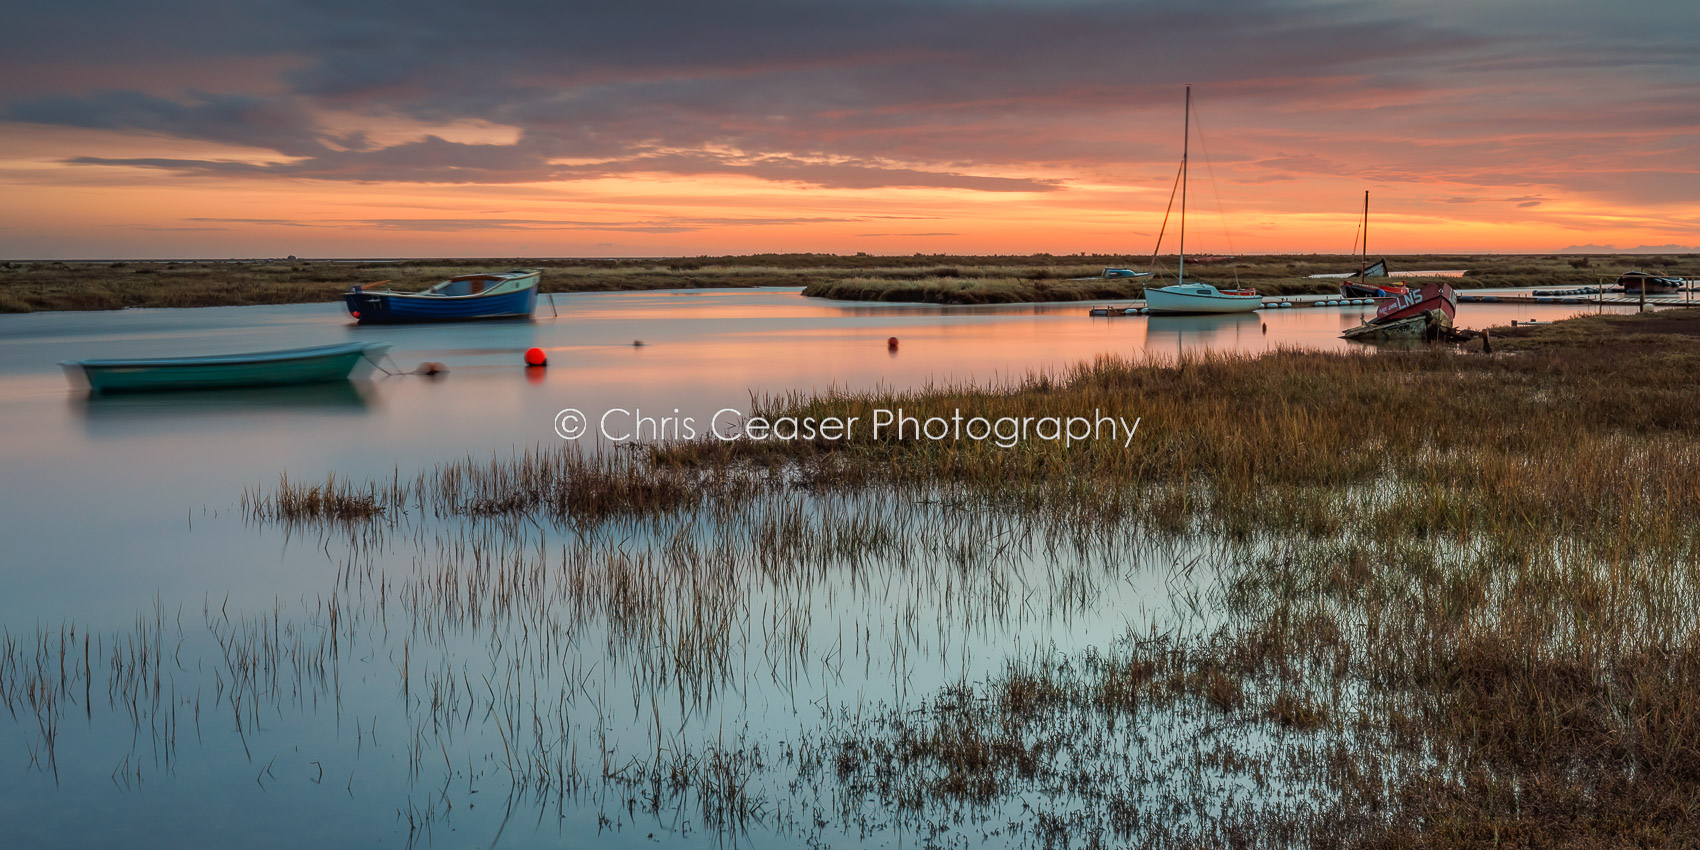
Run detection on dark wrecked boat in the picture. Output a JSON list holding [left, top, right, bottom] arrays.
[[1618, 270, 1683, 294], [1340, 282, 1459, 341]]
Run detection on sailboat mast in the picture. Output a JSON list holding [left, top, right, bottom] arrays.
[[1360, 190, 1368, 280], [1179, 85, 1189, 285]]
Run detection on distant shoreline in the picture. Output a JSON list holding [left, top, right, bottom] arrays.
[[3, 253, 1694, 313]]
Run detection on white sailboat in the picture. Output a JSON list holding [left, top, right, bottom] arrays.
[[1143, 87, 1261, 315]]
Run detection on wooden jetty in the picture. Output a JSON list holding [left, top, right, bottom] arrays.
[[1458, 291, 1700, 307], [1092, 289, 1699, 315]]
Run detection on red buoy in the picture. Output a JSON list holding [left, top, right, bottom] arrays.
[[887, 336, 899, 350], [524, 347, 547, 367]]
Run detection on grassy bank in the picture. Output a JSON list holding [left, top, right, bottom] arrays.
[[803, 252, 1700, 304], [797, 275, 1150, 304], [698, 307, 1700, 844], [3, 252, 1694, 312], [798, 273, 1346, 303], [233, 306, 1700, 844]]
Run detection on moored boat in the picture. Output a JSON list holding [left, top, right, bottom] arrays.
[[1354, 259, 1389, 279], [1144, 284, 1262, 314], [345, 269, 541, 324], [1341, 274, 1409, 299], [63, 342, 391, 394], [1335, 194, 1410, 298], [1618, 270, 1683, 294], [1142, 87, 1260, 316]]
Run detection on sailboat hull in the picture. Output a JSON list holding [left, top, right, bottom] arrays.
[[1144, 286, 1262, 315], [1340, 280, 1407, 298]]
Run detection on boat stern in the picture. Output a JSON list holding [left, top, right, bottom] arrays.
[[59, 361, 92, 392], [344, 289, 391, 324]]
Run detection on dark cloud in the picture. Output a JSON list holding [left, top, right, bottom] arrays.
[[2, 0, 1482, 191], [8, 91, 329, 156], [2, 0, 1696, 207], [67, 146, 1062, 191]]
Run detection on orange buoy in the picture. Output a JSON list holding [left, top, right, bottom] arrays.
[[524, 347, 547, 367], [887, 336, 899, 350]]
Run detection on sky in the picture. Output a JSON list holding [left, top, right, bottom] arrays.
[[2, 0, 1696, 258]]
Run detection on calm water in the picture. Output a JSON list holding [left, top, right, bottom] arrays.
[[0, 288, 1613, 847]]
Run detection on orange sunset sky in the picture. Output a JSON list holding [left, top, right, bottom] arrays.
[[2, 0, 1696, 259]]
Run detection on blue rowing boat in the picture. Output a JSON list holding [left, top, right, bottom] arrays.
[[345, 269, 541, 324], [63, 342, 390, 394]]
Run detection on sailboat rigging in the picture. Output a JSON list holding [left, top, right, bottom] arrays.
[[1338, 191, 1406, 298], [1143, 87, 1262, 315]]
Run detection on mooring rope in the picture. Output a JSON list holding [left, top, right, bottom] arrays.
[[361, 351, 404, 377], [1188, 102, 1240, 284]]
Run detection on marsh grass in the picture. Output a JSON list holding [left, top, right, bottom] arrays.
[[243, 472, 397, 522], [13, 307, 1700, 846], [801, 275, 1150, 304], [801, 273, 1352, 303], [231, 307, 1700, 844]]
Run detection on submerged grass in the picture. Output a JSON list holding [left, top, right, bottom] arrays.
[[665, 307, 1700, 843]]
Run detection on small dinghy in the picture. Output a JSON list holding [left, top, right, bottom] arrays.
[[345, 269, 541, 324], [63, 342, 391, 394]]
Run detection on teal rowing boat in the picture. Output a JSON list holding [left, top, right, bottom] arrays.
[[63, 342, 391, 394]]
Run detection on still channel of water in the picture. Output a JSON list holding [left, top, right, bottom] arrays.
[[0, 288, 1614, 848]]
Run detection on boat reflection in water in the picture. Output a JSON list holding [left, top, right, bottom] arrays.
[[1141, 312, 1264, 356], [72, 380, 377, 437]]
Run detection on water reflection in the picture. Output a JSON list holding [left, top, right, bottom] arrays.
[[1143, 312, 1264, 354], [0, 287, 1642, 613], [72, 380, 378, 433]]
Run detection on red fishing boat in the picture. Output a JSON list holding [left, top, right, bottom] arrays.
[[1341, 282, 1458, 341]]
